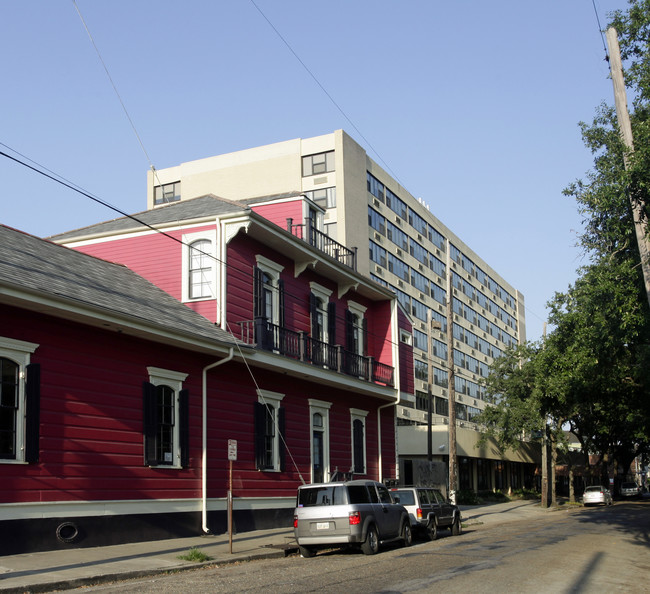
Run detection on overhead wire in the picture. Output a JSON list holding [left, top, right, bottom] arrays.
[[247, 0, 405, 189], [1, 143, 500, 419]]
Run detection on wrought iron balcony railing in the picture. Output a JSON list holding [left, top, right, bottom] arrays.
[[286, 219, 357, 271], [237, 318, 394, 387]]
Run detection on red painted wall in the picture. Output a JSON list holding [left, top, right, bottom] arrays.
[[251, 200, 304, 234], [1, 303, 397, 506]]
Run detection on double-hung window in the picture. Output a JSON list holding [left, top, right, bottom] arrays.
[[0, 337, 39, 464], [309, 283, 335, 366], [182, 231, 216, 302], [254, 390, 285, 471], [143, 367, 189, 468]]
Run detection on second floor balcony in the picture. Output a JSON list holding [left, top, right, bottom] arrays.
[[237, 318, 394, 387], [286, 218, 357, 271]]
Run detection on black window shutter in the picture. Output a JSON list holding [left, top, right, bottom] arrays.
[[362, 317, 368, 356], [24, 363, 41, 464], [143, 381, 158, 466], [179, 389, 190, 468], [345, 309, 354, 352], [278, 407, 286, 472], [254, 401, 265, 470], [253, 266, 263, 318], [278, 279, 285, 327], [328, 302, 336, 344], [309, 292, 318, 336], [353, 419, 364, 474]]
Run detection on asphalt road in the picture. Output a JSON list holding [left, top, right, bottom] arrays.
[[64, 501, 650, 593]]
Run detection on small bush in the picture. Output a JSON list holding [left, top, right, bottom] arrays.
[[456, 489, 481, 505], [177, 547, 212, 562], [510, 488, 540, 500]]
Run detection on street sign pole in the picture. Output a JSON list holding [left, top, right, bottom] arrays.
[[227, 439, 237, 554]]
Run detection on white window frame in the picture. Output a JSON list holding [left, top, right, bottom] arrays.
[[347, 300, 367, 356], [350, 408, 368, 476], [257, 389, 285, 472], [0, 337, 38, 464], [147, 367, 188, 468], [310, 282, 332, 343], [182, 230, 217, 302], [256, 255, 284, 325], [309, 399, 331, 483]]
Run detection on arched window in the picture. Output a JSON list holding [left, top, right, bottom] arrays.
[[189, 239, 213, 299]]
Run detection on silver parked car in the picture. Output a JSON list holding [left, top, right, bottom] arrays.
[[582, 485, 613, 506], [293, 480, 412, 557]]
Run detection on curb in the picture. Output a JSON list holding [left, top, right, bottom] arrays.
[[0, 548, 288, 594]]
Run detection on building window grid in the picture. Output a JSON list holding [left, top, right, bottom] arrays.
[[368, 207, 386, 235], [369, 240, 387, 268], [302, 151, 335, 177]]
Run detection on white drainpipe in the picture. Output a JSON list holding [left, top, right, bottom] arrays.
[[377, 299, 401, 483], [202, 348, 234, 533]]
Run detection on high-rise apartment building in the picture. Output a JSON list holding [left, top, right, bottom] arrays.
[[147, 130, 537, 492]]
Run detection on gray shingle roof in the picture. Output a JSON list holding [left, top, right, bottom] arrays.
[[1, 224, 241, 348], [49, 194, 249, 241]]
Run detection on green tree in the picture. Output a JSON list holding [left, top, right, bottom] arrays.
[[478, 0, 650, 498]]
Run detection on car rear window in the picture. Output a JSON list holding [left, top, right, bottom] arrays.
[[298, 486, 347, 507], [347, 485, 372, 504], [392, 490, 415, 505], [585, 486, 602, 492]]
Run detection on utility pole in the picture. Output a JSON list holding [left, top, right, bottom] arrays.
[[446, 249, 457, 505], [606, 27, 650, 309], [427, 310, 433, 462]]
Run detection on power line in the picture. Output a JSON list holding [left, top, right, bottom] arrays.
[[248, 0, 405, 188], [591, 0, 610, 61], [1, 145, 510, 402], [0, 145, 401, 351], [71, 0, 167, 196]]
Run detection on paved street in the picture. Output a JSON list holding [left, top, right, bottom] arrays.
[[56, 501, 650, 593]]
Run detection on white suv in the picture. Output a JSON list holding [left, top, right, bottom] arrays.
[[293, 480, 412, 557]]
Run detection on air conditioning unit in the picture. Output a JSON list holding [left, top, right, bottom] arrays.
[[396, 248, 402, 256], [398, 280, 404, 288], [374, 232, 381, 241], [395, 217, 401, 224], [375, 266, 383, 274], [374, 199, 380, 207], [419, 264, 424, 271]]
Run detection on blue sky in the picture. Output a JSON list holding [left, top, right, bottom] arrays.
[[1, 0, 632, 341]]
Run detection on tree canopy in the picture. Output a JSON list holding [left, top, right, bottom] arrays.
[[477, 0, 650, 480]]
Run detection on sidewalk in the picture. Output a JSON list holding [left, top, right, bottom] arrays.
[[0, 499, 556, 593]]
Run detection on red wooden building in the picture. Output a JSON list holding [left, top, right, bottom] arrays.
[[1, 193, 413, 554]]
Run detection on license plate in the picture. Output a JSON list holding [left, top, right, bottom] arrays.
[[316, 522, 330, 530]]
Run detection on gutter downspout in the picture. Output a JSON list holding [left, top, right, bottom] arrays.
[[377, 299, 401, 483], [202, 347, 234, 533]]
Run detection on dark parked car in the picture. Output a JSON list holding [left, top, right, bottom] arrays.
[[293, 480, 412, 558], [390, 486, 462, 540]]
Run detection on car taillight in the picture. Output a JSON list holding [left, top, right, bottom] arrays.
[[417, 507, 423, 520], [349, 511, 361, 525], [293, 515, 298, 529]]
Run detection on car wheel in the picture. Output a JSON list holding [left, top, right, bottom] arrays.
[[402, 522, 412, 547], [299, 545, 315, 558], [428, 520, 438, 541], [451, 515, 462, 536], [361, 525, 379, 555]]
